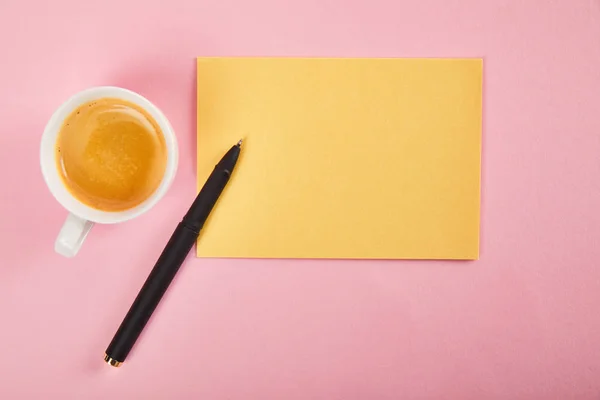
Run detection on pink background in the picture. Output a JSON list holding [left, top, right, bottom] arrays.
[[1, 0, 600, 398]]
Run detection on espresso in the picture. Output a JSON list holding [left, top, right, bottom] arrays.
[[55, 98, 167, 212]]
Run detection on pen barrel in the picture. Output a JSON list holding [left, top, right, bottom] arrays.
[[184, 168, 231, 230], [104, 222, 198, 363]]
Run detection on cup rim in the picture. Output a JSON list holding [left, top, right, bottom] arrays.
[[40, 86, 179, 224]]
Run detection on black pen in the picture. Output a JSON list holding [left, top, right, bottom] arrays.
[[104, 139, 243, 367]]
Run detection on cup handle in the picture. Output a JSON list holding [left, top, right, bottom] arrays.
[[55, 213, 94, 257]]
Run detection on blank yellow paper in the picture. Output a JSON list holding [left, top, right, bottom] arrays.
[[197, 57, 482, 259]]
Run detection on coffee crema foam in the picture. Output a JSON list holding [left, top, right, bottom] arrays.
[[55, 98, 168, 212]]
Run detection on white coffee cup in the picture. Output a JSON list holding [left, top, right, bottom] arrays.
[[40, 87, 179, 257]]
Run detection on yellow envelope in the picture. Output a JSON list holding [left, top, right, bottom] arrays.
[[197, 57, 482, 259]]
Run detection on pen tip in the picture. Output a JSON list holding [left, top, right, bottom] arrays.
[[237, 139, 243, 147]]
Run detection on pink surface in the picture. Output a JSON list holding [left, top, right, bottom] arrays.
[[1, 0, 599, 398]]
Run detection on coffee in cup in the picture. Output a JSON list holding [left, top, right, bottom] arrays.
[[55, 98, 168, 212]]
